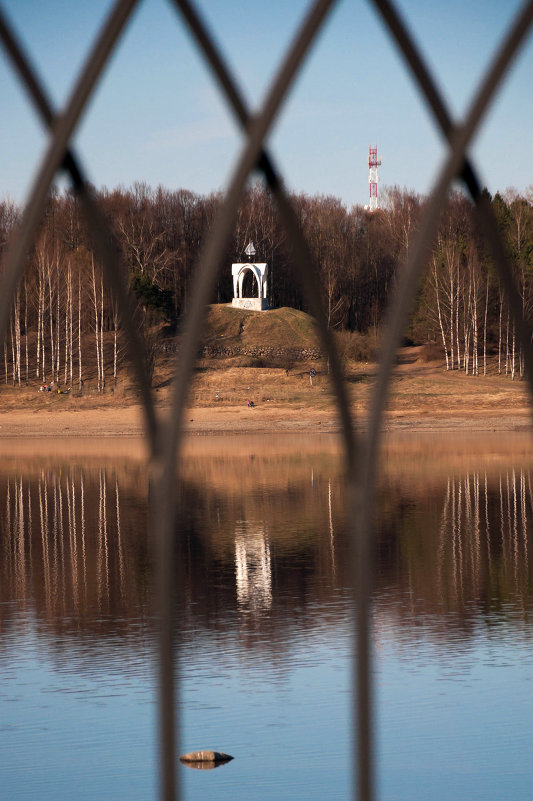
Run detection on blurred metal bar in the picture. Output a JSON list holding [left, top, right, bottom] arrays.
[[366, 0, 533, 477], [372, 0, 533, 400], [161, 0, 338, 472], [362, 0, 533, 659], [357, 4, 533, 796], [172, 0, 356, 468], [0, 6, 158, 452], [0, 0, 139, 390], [155, 2, 338, 799], [171, 8, 364, 797]]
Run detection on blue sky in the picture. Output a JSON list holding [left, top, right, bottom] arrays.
[[1, 0, 532, 208]]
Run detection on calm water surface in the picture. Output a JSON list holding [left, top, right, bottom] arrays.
[[2, 436, 533, 800]]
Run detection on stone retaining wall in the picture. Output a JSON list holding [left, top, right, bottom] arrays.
[[158, 343, 322, 360]]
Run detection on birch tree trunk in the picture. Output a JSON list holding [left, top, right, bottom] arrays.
[[431, 254, 450, 370], [69, 263, 73, 388], [498, 295, 502, 374], [24, 279, 29, 385], [36, 268, 42, 379], [463, 280, 471, 375], [472, 272, 478, 376], [55, 261, 60, 383], [511, 321, 516, 381], [91, 257, 101, 392], [65, 262, 70, 386], [48, 262, 55, 385], [100, 272, 105, 391], [112, 300, 119, 389], [48, 270, 53, 384], [10, 314, 15, 385], [436, 286, 450, 370], [78, 271, 82, 390], [14, 289, 21, 386], [41, 291, 46, 382], [483, 278, 489, 376], [456, 280, 461, 371], [505, 308, 509, 376], [450, 273, 455, 370]]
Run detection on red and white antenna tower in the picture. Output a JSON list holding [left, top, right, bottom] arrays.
[[368, 145, 382, 211]]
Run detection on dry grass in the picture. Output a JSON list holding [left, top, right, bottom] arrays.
[[201, 304, 319, 350], [188, 359, 331, 409], [2, 302, 532, 437], [4, 345, 531, 432]]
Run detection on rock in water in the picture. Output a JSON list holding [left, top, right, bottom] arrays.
[[180, 750, 233, 765], [181, 759, 221, 771]]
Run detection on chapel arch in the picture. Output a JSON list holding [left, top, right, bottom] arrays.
[[241, 268, 259, 298], [231, 261, 269, 310]]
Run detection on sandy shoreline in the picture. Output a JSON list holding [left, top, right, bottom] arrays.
[[0, 402, 531, 439], [1, 403, 533, 483], [0, 401, 532, 470]]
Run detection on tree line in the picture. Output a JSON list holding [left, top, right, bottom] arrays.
[[0, 181, 532, 388]]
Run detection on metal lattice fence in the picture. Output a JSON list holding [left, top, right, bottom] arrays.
[[1, 1, 533, 799]]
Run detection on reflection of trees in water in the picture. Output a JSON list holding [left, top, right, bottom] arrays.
[[376, 467, 533, 639], [2, 464, 348, 680], [1, 465, 349, 651], [437, 469, 531, 608], [0, 466, 150, 642], [3, 461, 533, 658]]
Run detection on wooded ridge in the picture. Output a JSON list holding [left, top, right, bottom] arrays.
[[0, 181, 531, 389]]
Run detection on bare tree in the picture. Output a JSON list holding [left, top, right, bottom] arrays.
[[90, 255, 102, 392]]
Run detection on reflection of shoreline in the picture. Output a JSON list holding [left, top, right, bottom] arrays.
[[180, 431, 533, 491], [0, 437, 148, 465], [1, 431, 533, 488]]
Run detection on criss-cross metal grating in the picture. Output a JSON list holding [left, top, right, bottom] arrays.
[[1, 1, 533, 799]]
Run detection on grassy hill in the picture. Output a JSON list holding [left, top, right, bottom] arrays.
[[200, 304, 320, 352]]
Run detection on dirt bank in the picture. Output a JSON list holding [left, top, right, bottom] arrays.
[[0, 398, 531, 442], [0, 349, 532, 440]]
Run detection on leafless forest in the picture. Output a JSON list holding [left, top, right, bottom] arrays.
[[0, 182, 532, 389]]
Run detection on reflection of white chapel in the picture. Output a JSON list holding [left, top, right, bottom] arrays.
[[232, 241, 268, 311], [234, 521, 272, 613]]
